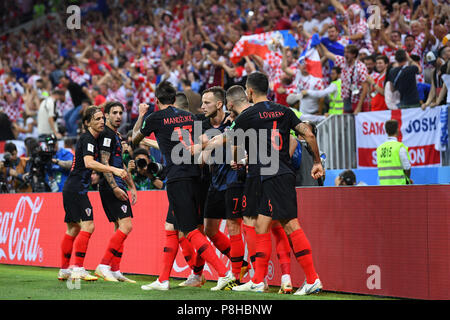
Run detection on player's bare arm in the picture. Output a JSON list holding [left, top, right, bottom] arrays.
[[83, 155, 127, 179], [100, 150, 128, 201], [123, 163, 137, 205], [132, 103, 149, 146], [294, 123, 325, 180]]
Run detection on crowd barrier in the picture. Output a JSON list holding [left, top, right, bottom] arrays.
[[0, 186, 448, 299]]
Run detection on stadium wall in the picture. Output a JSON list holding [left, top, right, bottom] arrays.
[[0, 186, 448, 299]]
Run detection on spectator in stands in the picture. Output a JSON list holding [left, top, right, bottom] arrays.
[[367, 55, 389, 112], [37, 89, 64, 139], [387, 49, 422, 109], [320, 43, 369, 115], [60, 75, 90, 137]]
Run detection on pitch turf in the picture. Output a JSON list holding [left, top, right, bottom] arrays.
[[0, 264, 394, 300]]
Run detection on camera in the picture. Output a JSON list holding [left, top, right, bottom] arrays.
[[3, 152, 13, 168], [25, 135, 58, 192], [135, 157, 164, 177]]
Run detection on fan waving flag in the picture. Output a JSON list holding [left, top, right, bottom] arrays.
[[230, 30, 297, 65], [298, 33, 323, 79]]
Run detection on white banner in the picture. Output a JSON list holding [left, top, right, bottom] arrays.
[[355, 106, 448, 168]]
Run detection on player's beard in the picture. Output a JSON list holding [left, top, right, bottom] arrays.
[[207, 109, 218, 118]]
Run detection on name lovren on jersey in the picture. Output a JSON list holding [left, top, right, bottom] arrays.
[[258, 111, 284, 119], [163, 115, 194, 125]]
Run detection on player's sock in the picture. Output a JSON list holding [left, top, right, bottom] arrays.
[[110, 243, 124, 272], [179, 236, 197, 270], [159, 230, 179, 282], [100, 229, 128, 266], [209, 231, 231, 259], [229, 234, 245, 279], [242, 224, 257, 268], [271, 225, 291, 276], [73, 231, 92, 268], [289, 228, 318, 284], [252, 232, 272, 284], [187, 229, 228, 277], [60, 233, 76, 269]]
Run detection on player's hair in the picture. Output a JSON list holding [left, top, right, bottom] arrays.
[[345, 44, 359, 57], [82, 106, 103, 129], [226, 85, 248, 105], [104, 101, 124, 114], [385, 119, 399, 136], [175, 92, 189, 110], [155, 81, 176, 105], [202, 86, 226, 105], [246, 71, 269, 95], [376, 55, 389, 65]]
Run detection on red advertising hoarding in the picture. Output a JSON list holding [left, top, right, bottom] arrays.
[[0, 186, 449, 299]]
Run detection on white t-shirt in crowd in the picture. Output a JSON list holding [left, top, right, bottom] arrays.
[[37, 96, 57, 136]]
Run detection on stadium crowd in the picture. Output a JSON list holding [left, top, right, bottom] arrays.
[[1, 0, 450, 193]]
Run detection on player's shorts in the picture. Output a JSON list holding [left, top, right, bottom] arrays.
[[99, 188, 133, 223], [63, 191, 94, 223], [259, 173, 298, 221], [241, 175, 262, 217], [204, 185, 244, 220], [166, 177, 203, 233], [165, 202, 177, 228]]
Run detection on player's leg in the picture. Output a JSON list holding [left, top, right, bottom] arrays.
[[204, 189, 231, 259], [281, 218, 322, 295], [227, 218, 245, 282], [271, 220, 293, 294], [233, 214, 271, 292], [71, 219, 98, 281], [58, 222, 79, 280], [108, 217, 135, 283], [96, 191, 132, 282]]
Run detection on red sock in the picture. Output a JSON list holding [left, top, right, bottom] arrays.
[[61, 233, 76, 269], [187, 229, 228, 277], [229, 234, 245, 279], [209, 231, 231, 259], [271, 225, 291, 276], [179, 236, 196, 270], [100, 229, 128, 266], [252, 232, 272, 284], [110, 243, 124, 272], [242, 224, 257, 268], [290, 228, 318, 284], [73, 231, 92, 268], [159, 230, 179, 282]]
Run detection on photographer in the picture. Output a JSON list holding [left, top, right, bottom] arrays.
[[48, 136, 74, 192], [127, 148, 164, 190], [0, 142, 31, 193]]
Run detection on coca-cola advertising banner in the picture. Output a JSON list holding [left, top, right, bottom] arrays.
[[355, 106, 448, 168], [1, 187, 449, 300]]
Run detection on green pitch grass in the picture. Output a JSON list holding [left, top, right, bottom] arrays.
[[0, 264, 395, 300]]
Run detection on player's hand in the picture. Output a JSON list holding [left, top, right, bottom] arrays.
[[113, 168, 128, 180], [130, 188, 137, 205], [113, 187, 129, 201], [311, 162, 325, 180], [139, 103, 149, 117], [230, 160, 245, 170]]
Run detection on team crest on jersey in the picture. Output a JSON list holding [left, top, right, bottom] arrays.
[[85, 208, 92, 216], [121, 205, 127, 213]]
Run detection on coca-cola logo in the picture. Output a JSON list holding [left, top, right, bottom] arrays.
[[0, 196, 43, 262]]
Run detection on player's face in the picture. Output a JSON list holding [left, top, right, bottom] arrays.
[[89, 111, 105, 133], [106, 106, 123, 129], [201, 92, 220, 118]]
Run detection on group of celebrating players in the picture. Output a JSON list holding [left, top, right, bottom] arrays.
[[57, 71, 325, 296]]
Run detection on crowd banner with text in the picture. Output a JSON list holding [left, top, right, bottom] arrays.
[[355, 106, 448, 168]]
